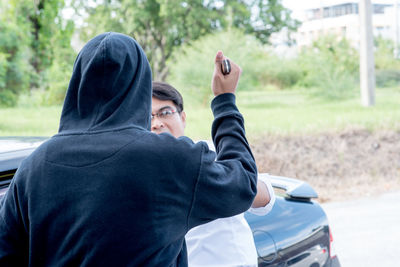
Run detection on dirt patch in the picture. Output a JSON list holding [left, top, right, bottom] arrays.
[[251, 128, 400, 203]]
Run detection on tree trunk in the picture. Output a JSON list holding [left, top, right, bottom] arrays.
[[29, 0, 44, 87]]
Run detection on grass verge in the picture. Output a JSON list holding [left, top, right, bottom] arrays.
[[0, 87, 399, 140]]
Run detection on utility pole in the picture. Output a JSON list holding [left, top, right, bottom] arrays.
[[394, 0, 399, 58], [359, 0, 375, 107]]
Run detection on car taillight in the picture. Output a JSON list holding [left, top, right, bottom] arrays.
[[329, 228, 337, 258]]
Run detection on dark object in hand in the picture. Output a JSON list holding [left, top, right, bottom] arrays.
[[221, 59, 231, 75]]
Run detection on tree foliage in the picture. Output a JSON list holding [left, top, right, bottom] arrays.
[[0, 0, 75, 106], [73, 0, 297, 81], [6, 0, 70, 74], [0, 17, 31, 106], [1, 0, 299, 106], [225, 0, 298, 43]]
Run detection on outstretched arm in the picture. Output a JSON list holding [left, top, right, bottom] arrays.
[[187, 51, 258, 228]]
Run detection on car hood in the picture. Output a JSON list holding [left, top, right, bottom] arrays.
[[0, 137, 47, 172], [0, 137, 48, 154]]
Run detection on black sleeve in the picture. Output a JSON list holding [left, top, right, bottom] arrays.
[[187, 93, 258, 229], [0, 176, 29, 266]]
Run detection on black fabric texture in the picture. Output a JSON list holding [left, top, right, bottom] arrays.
[[0, 32, 257, 267]]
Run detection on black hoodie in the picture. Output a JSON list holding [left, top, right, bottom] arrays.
[[0, 32, 257, 266]]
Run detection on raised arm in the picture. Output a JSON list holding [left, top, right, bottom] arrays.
[[211, 51, 241, 97], [187, 51, 258, 228]]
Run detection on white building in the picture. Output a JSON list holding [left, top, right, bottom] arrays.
[[294, 0, 397, 47]]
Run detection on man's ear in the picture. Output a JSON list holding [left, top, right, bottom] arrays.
[[181, 111, 186, 129]]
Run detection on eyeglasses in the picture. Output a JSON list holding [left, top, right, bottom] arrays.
[[151, 108, 178, 120]]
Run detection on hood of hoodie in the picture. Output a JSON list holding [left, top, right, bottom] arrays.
[[58, 32, 152, 134]]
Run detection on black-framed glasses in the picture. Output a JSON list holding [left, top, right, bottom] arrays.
[[151, 108, 178, 120]]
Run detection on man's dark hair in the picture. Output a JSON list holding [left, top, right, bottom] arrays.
[[152, 82, 184, 112]]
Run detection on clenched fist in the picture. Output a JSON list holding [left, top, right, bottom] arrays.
[[211, 51, 242, 96]]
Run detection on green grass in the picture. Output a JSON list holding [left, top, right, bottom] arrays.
[[1, 87, 399, 140], [185, 87, 400, 140], [0, 106, 62, 136]]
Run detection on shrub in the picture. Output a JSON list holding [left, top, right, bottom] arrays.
[[375, 69, 400, 87], [43, 60, 73, 105], [0, 89, 18, 107], [296, 35, 359, 99], [374, 37, 400, 87], [0, 52, 7, 88], [167, 29, 273, 105], [374, 37, 400, 70], [258, 53, 302, 89], [41, 20, 76, 106]]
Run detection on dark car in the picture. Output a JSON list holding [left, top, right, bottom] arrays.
[[0, 137, 340, 266], [246, 174, 340, 266]]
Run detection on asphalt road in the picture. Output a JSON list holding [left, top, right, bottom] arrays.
[[322, 191, 400, 267]]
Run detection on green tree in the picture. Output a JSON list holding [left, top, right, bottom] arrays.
[[5, 0, 74, 88], [0, 0, 76, 106], [73, 0, 297, 81], [0, 19, 31, 106], [224, 0, 298, 44]]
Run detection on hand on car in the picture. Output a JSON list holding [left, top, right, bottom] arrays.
[[211, 51, 242, 96]]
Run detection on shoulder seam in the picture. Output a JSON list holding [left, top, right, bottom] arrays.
[[185, 142, 205, 231]]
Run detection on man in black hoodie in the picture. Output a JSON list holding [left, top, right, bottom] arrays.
[[0, 32, 257, 266]]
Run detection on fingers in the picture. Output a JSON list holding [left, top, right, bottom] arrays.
[[214, 51, 233, 77], [214, 51, 224, 76], [214, 51, 241, 75], [215, 50, 224, 65], [230, 60, 242, 76], [211, 51, 241, 96]]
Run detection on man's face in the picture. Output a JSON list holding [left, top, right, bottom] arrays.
[[151, 97, 186, 138]]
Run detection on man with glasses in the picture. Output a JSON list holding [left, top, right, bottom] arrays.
[[151, 79, 275, 267], [151, 85, 186, 137]]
